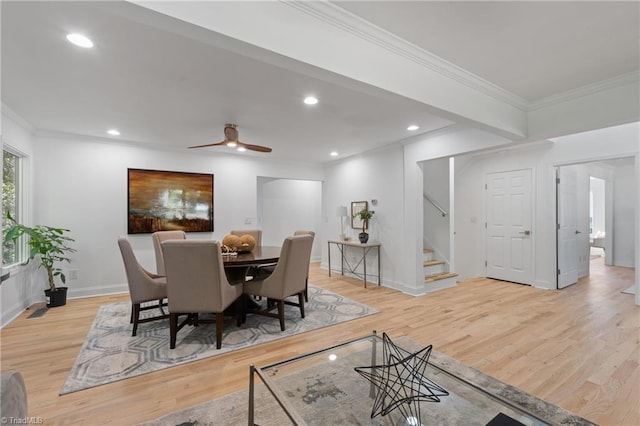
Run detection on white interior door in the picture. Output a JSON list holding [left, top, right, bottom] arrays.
[[557, 167, 579, 288], [486, 169, 533, 285], [576, 173, 590, 278]]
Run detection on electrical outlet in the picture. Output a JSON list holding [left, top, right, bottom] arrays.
[[68, 269, 79, 280]]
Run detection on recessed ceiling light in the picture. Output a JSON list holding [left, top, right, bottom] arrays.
[[304, 96, 318, 105], [66, 33, 94, 48], [106, 129, 120, 136], [407, 125, 419, 131], [330, 151, 339, 157]]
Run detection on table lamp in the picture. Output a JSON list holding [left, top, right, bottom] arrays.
[[336, 205, 348, 240]]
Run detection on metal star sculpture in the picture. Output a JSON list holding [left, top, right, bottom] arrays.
[[354, 333, 449, 424]]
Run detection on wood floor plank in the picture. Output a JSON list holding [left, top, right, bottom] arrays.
[[0, 257, 637, 425]]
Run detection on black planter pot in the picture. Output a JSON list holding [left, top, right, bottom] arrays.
[[45, 287, 68, 307], [358, 232, 369, 244]]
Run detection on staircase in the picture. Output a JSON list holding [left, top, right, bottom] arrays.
[[423, 248, 458, 293]]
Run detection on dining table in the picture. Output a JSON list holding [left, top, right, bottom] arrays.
[[222, 246, 281, 267], [222, 245, 281, 313], [222, 245, 281, 283]]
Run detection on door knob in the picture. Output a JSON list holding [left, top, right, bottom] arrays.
[[575, 230, 582, 234], [518, 230, 531, 236]]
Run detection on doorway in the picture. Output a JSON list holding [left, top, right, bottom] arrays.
[[589, 176, 606, 262], [257, 177, 322, 260], [556, 157, 636, 289]]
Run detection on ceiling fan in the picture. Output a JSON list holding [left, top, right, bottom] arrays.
[[188, 124, 272, 153]]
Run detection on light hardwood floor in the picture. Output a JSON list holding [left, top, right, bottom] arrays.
[[1, 258, 637, 425]]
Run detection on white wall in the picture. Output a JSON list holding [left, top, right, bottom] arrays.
[[590, 177, 606, 236], [321, 145, 405, 291], [613, 162, 636, 267], [422, 157, 450, 262], [31, 135, 324, 301], [454, 122, 638, 289], [1, 109, 42, 326], [403, 126, 516, 294], [258, 177, 322, 261]]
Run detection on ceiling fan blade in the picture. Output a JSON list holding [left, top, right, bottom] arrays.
[[189, 125, 272, 153], [242, 143, 272, 153], [188, 140, 226, 149]]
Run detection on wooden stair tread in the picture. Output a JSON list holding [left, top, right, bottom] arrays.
[[423, 248, 434, 254], [423, 260, 445, 267], [424, 272, 458, 283]]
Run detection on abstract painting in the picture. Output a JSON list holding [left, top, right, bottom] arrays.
[[128, 168, 213, 234]]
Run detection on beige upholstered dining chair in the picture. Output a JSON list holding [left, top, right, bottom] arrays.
[[161, 239, 243, 349], [151, 230, 186, 276], [117, 237, 169, 336], [293, 230, 315, 301], [242, 234, 314, 331], [230, 229, 262, 247]]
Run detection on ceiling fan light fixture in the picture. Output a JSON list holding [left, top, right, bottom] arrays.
[[188, 124, 271, 153]]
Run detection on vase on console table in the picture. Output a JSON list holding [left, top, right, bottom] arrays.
[[358, 232, 369, 244]]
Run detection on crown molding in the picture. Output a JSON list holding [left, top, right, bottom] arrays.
[[528, 71, 640, 111], [284, 1, 530, 111], [284, 2, 640, 117], [1, 103, 35, 133]]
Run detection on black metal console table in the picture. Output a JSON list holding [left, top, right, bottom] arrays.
[[327, 239, 381, 288]]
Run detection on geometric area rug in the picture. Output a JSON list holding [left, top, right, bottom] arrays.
[[60, 285, 378, 395]]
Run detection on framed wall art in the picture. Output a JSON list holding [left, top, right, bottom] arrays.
[[351, 201, 368, 230], [127, 168, 214, 234]]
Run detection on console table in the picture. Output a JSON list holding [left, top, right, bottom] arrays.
[[327, 239, 380, 288]]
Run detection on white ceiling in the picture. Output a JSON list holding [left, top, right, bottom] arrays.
[[338, 1, 640, 102], [2, 1, 638, 164]]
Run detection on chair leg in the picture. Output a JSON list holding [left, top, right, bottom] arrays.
[[132, 303, 141, 336], [298, 292, 305, 319], [278, 300, 285, 331], [158, 299, 166, 315], [216, 313, 223, 349], [237, 298, 244, 327], [304, 278, 309, 302], [241, 295, 247, 324], [169, 313, 178, 349]]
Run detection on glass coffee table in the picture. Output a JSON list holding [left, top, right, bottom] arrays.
[[248, 332, 592, 426]]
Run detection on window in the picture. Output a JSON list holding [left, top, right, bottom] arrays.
[[3, 149, 23, 267]]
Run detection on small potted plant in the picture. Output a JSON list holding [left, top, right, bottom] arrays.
[[354, 208, 375, 243], [3, 213, 76, 307]]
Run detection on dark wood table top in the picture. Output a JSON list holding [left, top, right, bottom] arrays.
[[222, 245, 281, 267]]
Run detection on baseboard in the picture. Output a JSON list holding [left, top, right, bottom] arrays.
[[319, 263, 411, 293], [68, 284, 129, 299], [422, 277, 457, 294], [1, 295, 44, 328]]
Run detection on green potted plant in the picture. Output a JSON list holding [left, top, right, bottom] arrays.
[[354, 208, 375, 243], [3, 212, 76, 307]]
